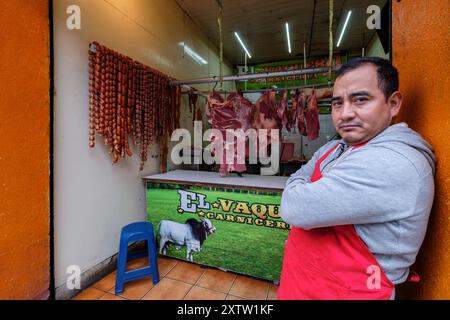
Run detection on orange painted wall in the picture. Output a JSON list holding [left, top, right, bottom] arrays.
[[392, 0, 450, 299], [0, 0, 448, 301], [0, 0, 50, 299]]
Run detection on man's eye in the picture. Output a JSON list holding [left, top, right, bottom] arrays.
[[332, 101, 342, 108], [354, 97, 368, 104]]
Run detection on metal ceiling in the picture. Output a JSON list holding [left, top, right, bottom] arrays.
[[175, 0, 388, 65]]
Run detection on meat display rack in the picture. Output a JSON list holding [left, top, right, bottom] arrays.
[[181, 82, 335, 96]]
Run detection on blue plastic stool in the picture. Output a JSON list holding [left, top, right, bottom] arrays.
[[115, 221, 159, 295]]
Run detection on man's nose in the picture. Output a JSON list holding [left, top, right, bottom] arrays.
[[340, 102, 356, 121]]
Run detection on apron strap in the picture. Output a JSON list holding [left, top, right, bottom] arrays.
[[310, 142, 368, 182], [310, 144, 340, 182]]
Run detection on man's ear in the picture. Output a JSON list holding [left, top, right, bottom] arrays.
[[388, 91, 403, 117]]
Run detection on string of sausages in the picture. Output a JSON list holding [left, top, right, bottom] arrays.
[[88, 42, 181, 171]]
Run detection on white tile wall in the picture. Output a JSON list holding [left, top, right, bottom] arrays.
[[282, 114, 336, 160]]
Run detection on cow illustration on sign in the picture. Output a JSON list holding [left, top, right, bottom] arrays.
[[158, 218, 216, 262]]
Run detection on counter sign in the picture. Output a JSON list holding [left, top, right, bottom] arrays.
[[146, 180, 289, 281]]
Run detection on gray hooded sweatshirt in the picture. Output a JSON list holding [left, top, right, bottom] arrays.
[[280, 122, 435, 285]]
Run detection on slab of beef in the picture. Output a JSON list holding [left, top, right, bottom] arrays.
[[188, 89, 198, 114], [195, 108, 203, 122], [297, 90, 307, 136], [205, 92, 253, 176], [277, 90, 289, 131], [287, 90, 298, 132], [252, 90, 281, 132], [305, 89, 320, 141], [251, 91, 282, 159]]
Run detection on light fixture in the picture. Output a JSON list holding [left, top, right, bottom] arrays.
[[285, 22, 292, 54], [234, 32, 252, 58], [178, 42, 208, 65], [337, 11, 352, 47]]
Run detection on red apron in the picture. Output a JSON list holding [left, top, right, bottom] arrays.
[[278, 143, 396, 300]]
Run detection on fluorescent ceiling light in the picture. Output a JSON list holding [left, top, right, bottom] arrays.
[[285, 23, 292, 54], [337, 11, 352, 47], [234, 32, 252, 58], [178, 42, 208, 65]]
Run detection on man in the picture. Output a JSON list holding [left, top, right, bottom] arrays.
[[278, 57, 435, 300]]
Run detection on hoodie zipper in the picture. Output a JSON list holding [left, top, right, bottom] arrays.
[[320, 143, 351, 172]]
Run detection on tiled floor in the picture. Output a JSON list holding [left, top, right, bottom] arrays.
[[73, 256, 278, 300]]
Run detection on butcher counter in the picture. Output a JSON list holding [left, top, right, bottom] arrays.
[[143, 169, 289, 282]]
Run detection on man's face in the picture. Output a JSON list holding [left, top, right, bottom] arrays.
[[331, 64, 400, 145]]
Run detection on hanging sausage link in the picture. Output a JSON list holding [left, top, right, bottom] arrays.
[[98, 46, 107, 136], [88, 47, 96, 148], [94, 45, 102, 135], [88, 42, 181, 170], [111, 51, 119, 158], [104, 50, 112, 146], [139, 68, 149, 171], [135, 64, 144, 147], [125, 61, 134, 157]]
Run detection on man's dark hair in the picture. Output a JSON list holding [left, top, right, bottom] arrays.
[[336, 57, 399, 100]]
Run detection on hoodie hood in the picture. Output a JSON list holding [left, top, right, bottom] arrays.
[[366, 122, 436, 175]]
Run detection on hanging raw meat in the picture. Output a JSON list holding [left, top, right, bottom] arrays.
[[205, 92, 224, 126], [195, 108, 203, 122], [277, 90, 289, 131], [188, 89, 198, 114], [206, 93, 251, 132], [286, 90, 298, 132], [297, 90, 307, 136], [252, 90, 281, 132], [205, 92, 253, 176], [305, 89, 320, 141], [255, 90, 279, 125], [249, 91, 282, 164]]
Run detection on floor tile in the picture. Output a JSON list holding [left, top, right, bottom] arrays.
[[72, 287, 105, 300], [142, 278, 192, 300], [184, 286, 226, 300], [166, 261, 205, 284], [267, 283, 278, 300], [126, 257, 148, 271], [157, 256, 178, 277], [228, 276, 269, 300], [99, 292, 126, 300], [92, 271, 117, 292], [196, 268, 236, 293], [109, 277, 155, 300]]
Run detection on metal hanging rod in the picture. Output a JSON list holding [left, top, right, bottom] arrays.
[[180, 82, 334, 96], [170, 66, 340, 86]]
